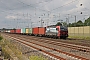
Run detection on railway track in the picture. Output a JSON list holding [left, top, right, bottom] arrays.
[[26, 36, 90, 53], [9, 33, 90, 53], [0, 58, 3, 60], [2, 33, 89, 60]]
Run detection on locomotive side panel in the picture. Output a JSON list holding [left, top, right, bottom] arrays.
[[45, 27, 58, 38]]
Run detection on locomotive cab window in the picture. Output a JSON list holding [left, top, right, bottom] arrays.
[[60, 26, 67, 31], [56, 28, 59, 31]]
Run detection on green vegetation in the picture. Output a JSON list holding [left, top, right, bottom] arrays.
[[0, 36, 3, 41], [84, 17, 90, 26], [56, 22, 62, 26], [56, 17, 90, 27], [68, 17, 90, 27], [0, 36, 47, 60], [0, 39, 11, 59], [0, 38, 27, 60], [29, 55, 47, 60], [2, 48, 11, 59]]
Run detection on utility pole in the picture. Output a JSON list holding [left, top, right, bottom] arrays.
[[67, 14, 69, 25], [47, 13, 49, 26], [59, 13, 60, 22], [66, 18, 68, 27], [31, 22, 33, 28], [17, 13, 18, 29], [41, 19, 43, 27], [66, 14, 70, 27], [74, 15, 76, 36], [29, 14, 31, 28], [75, 15, 76, 27], [27, 13, 29, 28], [23, 13, 25, 28]]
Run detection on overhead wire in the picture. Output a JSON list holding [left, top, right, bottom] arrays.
[[0, 0, 26, 28], [17, 0, 81, 20], [0, 0, 34, 20], [0, 0, 19, 15], [0, 0, 80, 16], [0, 0, 89, 17], [0, 0, 89, 27], [17, 0, 50, 13], [48, 0, 84, 16], [50, 0, 79, 12], [78, 0, 90, 15]]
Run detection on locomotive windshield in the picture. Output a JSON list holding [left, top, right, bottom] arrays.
[[60, 26, 68, 31]]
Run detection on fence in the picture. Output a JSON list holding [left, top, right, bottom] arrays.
[[68, 26, 90, 37]]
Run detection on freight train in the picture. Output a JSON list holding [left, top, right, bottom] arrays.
[[3, 25, 68, 39]]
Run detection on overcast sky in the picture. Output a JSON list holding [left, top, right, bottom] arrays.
[[0, 0, 90, 29]]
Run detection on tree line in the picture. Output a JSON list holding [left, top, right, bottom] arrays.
[[56, 17, 90, 27]]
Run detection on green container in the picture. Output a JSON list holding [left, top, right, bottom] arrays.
[[21, 28, 26, 33], [29, 28, 32, 34]]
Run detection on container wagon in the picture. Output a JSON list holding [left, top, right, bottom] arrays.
[[10, 29, 16, 34], [26, 28, 29, 35], [16, 29, 21, 34], [29, 28, 33, 35], [32, 27, 39, 36], [21, 28, 26, 34], [38, 27, 46, 37]]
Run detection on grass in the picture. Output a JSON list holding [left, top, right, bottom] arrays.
[[0, 36, 47, 60], [29, 55, 47, 60], [0, 36, 11, 59], [3, 39, 26, 60], [0, 36, 3, 41], [0, 38, 25, 60], [2, 47, 11, 59]]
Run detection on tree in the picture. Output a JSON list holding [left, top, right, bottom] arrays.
[[84, 17, 90, 26], [2, 28, 6, 30], [68, 23, 72, 27], [67, 20, 83, 27], [56, 22, 62, 26], [76, 20, 83, 26]]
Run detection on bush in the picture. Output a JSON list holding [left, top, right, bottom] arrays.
[[29, 56, 46, 60], [2, 48, 11, 59], [0, 36, 3, 41]]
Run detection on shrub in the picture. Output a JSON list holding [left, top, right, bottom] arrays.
[[0, 36, 3, 41], [29, 56, 46, 60]]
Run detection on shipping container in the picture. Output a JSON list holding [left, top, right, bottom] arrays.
[[29, 28, 32, 34], [21, 28, 26, 34], [7, 30, 10, 33], [10, 29, 16, 33], [32, 27, 39, 35], [5, 30, 10, 33], [21, 29, 23, 33], [16, 29, 21, 34], [39, 27, 46, 35], [5, 30, 7, 33], [26, 28, 29, 34]]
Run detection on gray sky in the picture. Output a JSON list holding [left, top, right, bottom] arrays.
[[0, 0, 90, 29]]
